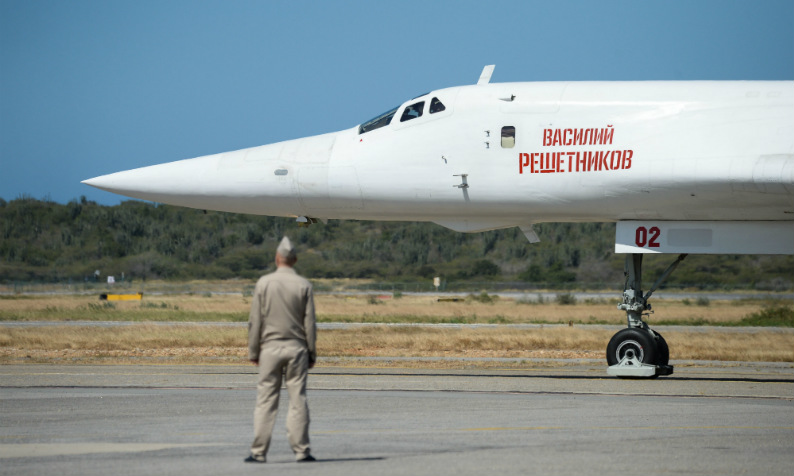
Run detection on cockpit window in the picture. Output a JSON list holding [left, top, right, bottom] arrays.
[[429, 97, 446, 114], [400, 101, 424, 122], [359, 106, 399, 134]]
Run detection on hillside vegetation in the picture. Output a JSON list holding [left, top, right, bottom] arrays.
[[1, 196, 792, 290]]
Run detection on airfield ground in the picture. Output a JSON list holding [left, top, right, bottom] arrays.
[[1, 291, 792, 364], [2, 290, 792, 475]]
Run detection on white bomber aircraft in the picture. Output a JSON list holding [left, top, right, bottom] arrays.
[[84, 66, 794, 378]]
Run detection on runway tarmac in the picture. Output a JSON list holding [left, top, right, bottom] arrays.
[[1, 362, 793, 476]]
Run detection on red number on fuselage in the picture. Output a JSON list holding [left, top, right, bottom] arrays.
[[634, 226, 661, 248]]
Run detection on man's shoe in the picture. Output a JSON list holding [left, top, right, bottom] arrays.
[[297, 454, 316, 463], [244, 454, 266, 463]]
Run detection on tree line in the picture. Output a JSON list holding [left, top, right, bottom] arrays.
[[1, 196, 792, 290]]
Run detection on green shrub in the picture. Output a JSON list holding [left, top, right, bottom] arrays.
[[555, 293, 577, 305], [468, 291, 495, 303], [740, 304, 794, 327]]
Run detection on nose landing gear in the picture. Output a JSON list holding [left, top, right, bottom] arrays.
[[606, 253, 685, 378]]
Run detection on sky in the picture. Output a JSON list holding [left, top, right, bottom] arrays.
[[1, 0, 793, 205]]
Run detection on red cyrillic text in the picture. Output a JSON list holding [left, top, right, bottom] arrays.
[[542, 126, 615, 147], [519, 150, 633, 174], [520, 125, 634, 175]]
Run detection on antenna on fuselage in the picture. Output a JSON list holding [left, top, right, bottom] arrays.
[[477, 65, 495, 85]]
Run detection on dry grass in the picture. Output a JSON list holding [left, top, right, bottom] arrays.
[[0, 293, 248, 313], [0, 325, 246, 364], [320, 326, 794, 362], [665, 330, 794, 361], [0, 294, 248, 322], [1, 293, 787, 325], [319, 326, 607, 358], [2, 324, 792, 365], [2, 292, 792, 366], [317, 294, 774, 325]]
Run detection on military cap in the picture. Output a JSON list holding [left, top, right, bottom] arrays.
[[276, 236, 297, 259]]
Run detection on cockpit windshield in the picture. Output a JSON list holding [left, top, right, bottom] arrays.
[[358, 95, 447, 134], [358, 106, 399, 134]]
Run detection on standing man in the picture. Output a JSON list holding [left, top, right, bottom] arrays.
[[245, 237, 317, 464]]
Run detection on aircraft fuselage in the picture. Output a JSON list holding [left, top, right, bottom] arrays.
[[84, 80, 794, 236]]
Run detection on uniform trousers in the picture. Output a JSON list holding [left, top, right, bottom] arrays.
[[251, 339, 311, 460]]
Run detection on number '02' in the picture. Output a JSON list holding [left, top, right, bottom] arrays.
[[635, 226, 661, 248]]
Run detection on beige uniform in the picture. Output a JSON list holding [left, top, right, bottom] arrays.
[[248, 266, 316, 461]]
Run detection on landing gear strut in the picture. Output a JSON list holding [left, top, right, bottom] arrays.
[[606, 253, 686, 378]]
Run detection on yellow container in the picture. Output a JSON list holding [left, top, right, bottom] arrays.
[[100, 292, 143, 301]]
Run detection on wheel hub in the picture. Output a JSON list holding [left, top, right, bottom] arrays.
[[615, 339, 644, 363]]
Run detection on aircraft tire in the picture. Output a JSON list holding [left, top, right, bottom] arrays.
[[653, 331, 670, 367], [606, 328, 659, 367]]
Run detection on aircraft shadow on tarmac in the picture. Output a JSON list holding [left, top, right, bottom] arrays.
[[312, 371, 794, 385]]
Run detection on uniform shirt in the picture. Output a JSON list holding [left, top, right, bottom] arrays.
[[248, 267, 316, 362]]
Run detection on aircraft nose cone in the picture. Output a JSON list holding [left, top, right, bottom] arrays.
[[81, 174, 132, 193], [81, 173, 132, 194], [82, 131, 342, 214], [82, 152, 226, 205]]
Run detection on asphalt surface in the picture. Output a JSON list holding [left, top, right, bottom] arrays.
[[1, 362, 793, 476]]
